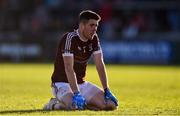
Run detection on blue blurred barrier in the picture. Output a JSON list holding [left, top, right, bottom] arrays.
[[0, 44, 41, 62], [101, 40, 172, 64], [1, 39, 180, 65]]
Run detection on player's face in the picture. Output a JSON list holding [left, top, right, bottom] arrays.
[[82, 19, 99, 40]]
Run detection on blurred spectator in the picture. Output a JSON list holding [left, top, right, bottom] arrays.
[[122, 11, 146, 39], [99, 0, 116, 40], [167, 9, 180, 32], [1, 0, 179, 36], [44, 0, 63, 10], [31, 0, 50, 33]]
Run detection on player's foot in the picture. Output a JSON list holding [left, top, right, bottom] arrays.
[[43, 98, 59, 110]]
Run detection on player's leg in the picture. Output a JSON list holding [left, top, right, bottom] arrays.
[[43, 82, 75, 110], [55, 93, 75, 110], [79, 82, 117, 110], [87, 91, 117, 110], [43, 98, 66, 110], [53, 82, 76, 110]]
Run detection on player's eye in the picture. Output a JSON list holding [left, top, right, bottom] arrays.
[[90, 24, 98, 27]]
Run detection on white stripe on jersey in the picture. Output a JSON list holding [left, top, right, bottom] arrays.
[[65, 33, 71, 53], [67, 33, 75, 52], [62, 53, 74, 57], [93, 50, 102, 55], [64, 32, 77, 54], [64, 34, 69, 53]]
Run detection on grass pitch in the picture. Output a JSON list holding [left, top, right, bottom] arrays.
[[0, 64, 180, 115]]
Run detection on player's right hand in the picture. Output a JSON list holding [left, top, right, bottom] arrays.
[[72, 91, 86, 110]]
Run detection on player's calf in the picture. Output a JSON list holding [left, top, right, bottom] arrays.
[[43, 98, 75, 110], [43, 98, 65, 110]]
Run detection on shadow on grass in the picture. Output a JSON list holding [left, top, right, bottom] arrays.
[[0, 109, 51, 114]]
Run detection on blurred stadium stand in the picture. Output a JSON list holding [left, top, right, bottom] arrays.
[[0, 0, 180, 64]]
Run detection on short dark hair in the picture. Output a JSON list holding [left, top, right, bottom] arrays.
[[79, 10, 101, 23]]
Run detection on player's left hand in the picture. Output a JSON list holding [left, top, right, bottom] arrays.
[[104, 88, 118, 106]]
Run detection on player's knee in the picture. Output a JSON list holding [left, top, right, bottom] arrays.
[[90, 100, 106, 110], [88, 99, 117, 110], [105, 100, 117, 110], [96, 103, 106, 110], [96, 100, 117, 110]]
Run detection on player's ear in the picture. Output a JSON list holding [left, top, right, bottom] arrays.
[[79, 23, 85, 30]]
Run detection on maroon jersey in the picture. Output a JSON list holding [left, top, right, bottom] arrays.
[[51, 30, 101, 84]]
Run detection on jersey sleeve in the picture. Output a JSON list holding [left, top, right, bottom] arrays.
[[61, 33, 75, 56], [92, 35, 102, 55]]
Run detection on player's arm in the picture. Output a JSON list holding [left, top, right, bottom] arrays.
[[93, 52, 118, 106], [61, 33, 86, 110], [63, 55, 86, 109], [63, 55, 79, 93], [93, 51, 109, 90]]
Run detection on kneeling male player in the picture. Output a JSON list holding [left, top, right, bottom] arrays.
[[43, 10, 118, 110]]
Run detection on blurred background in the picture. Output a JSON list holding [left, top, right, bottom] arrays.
[[0, 0, 180, 65]]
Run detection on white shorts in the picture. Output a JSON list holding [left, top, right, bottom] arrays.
[[52, 82, 102, 103]]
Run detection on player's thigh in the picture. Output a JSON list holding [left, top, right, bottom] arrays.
[[81, 83, 117, 110], [79, 82, 105, 109], [59, 92, 75, 109], [79, 82, 102, 103], [52, 82, 74, 109], [87, 90, 106, 110]]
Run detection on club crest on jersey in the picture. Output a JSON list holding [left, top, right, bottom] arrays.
[[83, 46, 86, 53], [78, 46, 82, 51]]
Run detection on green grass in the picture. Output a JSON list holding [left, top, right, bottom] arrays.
[[0, 64, 180, 115]]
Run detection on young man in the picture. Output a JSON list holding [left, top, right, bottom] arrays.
[[44, 10, 118, 110]]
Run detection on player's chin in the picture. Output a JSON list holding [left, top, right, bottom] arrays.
[[89, 34, 95, 39], [106, 100, 118, 110], [88, 35, 92, 39]]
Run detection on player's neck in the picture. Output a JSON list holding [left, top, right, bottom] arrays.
[[77, 29, 88, 42]]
